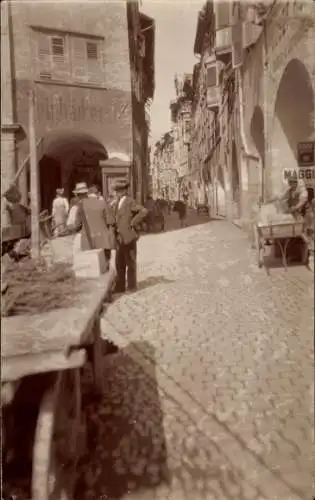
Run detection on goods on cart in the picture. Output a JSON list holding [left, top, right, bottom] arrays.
[[2, 269, 115, 500], [255, 203, 304, 239], [1, 258, 84, 317]]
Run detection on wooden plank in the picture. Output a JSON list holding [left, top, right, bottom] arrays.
[[91, 317, 104, 396], [29, 89, 41, 259], [2, 349, 86, 382], [2, 269, 116, 360]]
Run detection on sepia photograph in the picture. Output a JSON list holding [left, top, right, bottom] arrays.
[[1, 0, 314, 499]]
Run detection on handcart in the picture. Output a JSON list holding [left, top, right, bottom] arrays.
[[1, 269, 115, 499], [253, 218, 308, 270]]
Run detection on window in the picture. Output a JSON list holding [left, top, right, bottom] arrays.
[[35, 30, 103, 85], [37, 32, 68, 80], [72, 37, 102, 84]]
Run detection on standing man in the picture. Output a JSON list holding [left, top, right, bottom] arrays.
[[113, 180, 148, 293], [173, 199, 187, 228], [69, 182, 116, 262]]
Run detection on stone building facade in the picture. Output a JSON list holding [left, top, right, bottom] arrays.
[[151, 132, 178, 201], [169, 74, 193, 202], [188, 0, 314, 232], [190, 2, 225, 213], [1, 0, 155, 210]]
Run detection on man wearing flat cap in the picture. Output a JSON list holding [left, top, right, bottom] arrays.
[[113, 180, 148, 293]]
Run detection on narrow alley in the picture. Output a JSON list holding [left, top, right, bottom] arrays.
[[76, 221, 313, 500]]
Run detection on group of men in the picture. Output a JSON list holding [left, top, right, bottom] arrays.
[[68, 180, 148, 294]]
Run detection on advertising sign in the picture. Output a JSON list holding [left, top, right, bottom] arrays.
[[297, 141, 314, 167]]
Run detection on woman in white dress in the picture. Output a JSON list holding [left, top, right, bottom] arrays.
[[52, 188, 69, 237]]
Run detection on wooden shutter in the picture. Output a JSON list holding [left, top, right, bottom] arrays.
[[232, 2, 243, 68], [207, 65, 217, 87], [138, 34, 145, 58], [51, 35, 69, 81], [37, 32, 52, 79], [86, 41, 101, 84], [215, 1, 231, 30], [71, 37, 88, 83]]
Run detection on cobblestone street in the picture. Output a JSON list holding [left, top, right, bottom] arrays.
[[76, 221, 313, 500]]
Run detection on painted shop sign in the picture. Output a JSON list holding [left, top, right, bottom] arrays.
[[35, 93, 130, 126], [297, 141, 315, 167]]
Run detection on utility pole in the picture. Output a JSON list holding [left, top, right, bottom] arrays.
[[29, 88, 40, 259]]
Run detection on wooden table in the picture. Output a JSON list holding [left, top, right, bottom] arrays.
[[1, 268, 116, 500]]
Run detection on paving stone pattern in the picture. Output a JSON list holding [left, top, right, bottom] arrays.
[[75, 221, 313, 500]]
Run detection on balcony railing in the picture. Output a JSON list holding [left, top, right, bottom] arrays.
[[206, 86, 219, 110]]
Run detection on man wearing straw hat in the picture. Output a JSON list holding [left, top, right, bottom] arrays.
[[113, 180, 148, 293], [68, 182, 116, 262], [268, 171, 308, 216]]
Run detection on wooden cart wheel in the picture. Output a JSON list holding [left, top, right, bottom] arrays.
[[32, 369, 81, 500]]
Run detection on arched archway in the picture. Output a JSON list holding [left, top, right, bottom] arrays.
[[38, 130, 108, 211], [231, 140, 240, 218], [271, 58, 314, 192]]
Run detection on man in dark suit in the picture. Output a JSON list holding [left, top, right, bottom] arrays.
[[113, 180, 148, 293], [70, 182, 116, 263]]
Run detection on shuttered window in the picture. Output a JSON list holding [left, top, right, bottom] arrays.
[[37, 32, 69, 81], [36, 30, 103, 85], [71, 37, 102, 84], [71, 37, 88, 82], [232, 2, 243, 68], [37, 32, 52, 80], [215, 1, 231, 30], [207, 66, 217, 87]]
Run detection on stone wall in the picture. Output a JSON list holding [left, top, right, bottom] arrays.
[[9, 0, 134, 201], [239, 0, 315, 227], [263, 0, 315, 196]]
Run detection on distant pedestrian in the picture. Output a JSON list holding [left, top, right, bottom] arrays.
[[52, 188, 69, 237], [173, 200, 187, 228], [144, 196, 156, 232], [88, 184, 104, 201], [113, 180, 148, 293]]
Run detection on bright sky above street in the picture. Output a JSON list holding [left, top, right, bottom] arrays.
[[142, 0, 204, 145]]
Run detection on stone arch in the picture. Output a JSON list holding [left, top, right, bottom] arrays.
[[38, 130, 108, 211], [271, 58, 314, 192]]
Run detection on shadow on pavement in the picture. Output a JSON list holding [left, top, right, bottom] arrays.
[[135, 275, 175, 292], [75, 341, 170, 499], [108, 276, 175, 304], [77, 341, 271, 500]]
